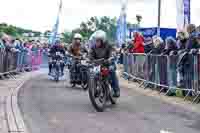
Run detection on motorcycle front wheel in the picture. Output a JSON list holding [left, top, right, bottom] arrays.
[[88, 77, 107, 112]]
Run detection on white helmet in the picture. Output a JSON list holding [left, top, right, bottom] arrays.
[[74, 33, 83, 40], [93, 30, 107, 43]]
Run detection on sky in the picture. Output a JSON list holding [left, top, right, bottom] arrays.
[[0, 0, 199, 32]]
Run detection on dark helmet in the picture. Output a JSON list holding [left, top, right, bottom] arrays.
[[55, 39, 61, 45]]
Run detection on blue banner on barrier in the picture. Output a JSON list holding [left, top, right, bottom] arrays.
[[129, 27, 177, 40]]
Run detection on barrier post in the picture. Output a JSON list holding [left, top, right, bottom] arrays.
[[192, 54, 200, 103]]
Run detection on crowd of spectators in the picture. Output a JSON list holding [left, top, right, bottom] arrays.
[[0, 33, 49, 78], [120, 24, 200, 92], [121, 24, 200, 56], [0, 34, 48, 54]]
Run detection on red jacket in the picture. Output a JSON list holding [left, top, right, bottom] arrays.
[[132, 33, 144, 53]]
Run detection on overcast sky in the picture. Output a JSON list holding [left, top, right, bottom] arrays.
[[0, 0, 199, 32]]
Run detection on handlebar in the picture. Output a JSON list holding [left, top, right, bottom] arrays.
[[87, 57, 114, 65], [66, 54, 87, 61]]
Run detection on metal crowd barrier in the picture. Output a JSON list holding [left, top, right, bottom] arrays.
[[0, 48, 43, 77], [123, 53, 200, 103]]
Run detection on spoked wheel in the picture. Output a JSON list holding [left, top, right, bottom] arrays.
[[88, 77, 107, 112]]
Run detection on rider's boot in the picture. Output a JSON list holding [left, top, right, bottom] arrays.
[[48, 63, 52, 75], [60, 63, 64, 76], [110, 71, 120, 98], [113, 89, 120, 98]]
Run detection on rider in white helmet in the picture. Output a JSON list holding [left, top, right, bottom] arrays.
[[89, 30, 120, 97], [68, 33, 88, 85], [68, 33, 88, 56]]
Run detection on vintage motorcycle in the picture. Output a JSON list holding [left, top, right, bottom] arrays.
[[87, 57, 117, 112], [49, 52, 64, 82], [68, 55, 89, 90]]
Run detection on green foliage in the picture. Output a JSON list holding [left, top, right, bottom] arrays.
[[62, 16, 141, 43], [0, 23, 41, 38], [68, 16, 118, 42], [44, 30, 51, 36], [136, 15, 142, 26], [62, 31, 73, 43]]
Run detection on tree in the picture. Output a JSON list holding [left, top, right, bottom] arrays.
[[62, 31, 73, 43], [0, 23, 41, 38], [70, 16, 118, 42], [136, 15, 142, 26], [62, 16, 134, 43], [44, 30, 51, 37]]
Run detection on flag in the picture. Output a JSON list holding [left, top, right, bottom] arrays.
[[116, 18, 122, 47], [59, 0, 63, 13], [116, 0, 127, 47], [49, 0, 63, 45], [176, 0, 190, 31], [183, 0, 190, 25]]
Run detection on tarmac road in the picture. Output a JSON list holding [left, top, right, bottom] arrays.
[[18, 70, 200, 133]]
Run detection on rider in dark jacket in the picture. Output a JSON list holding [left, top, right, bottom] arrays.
[[48, 40, 65, 75], [89, 30, 120, 97]]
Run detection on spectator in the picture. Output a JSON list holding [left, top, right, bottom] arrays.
[[119, 43, 126, 64], [186, 24, 199, 50], [176, 30, 189, 50], [150, 36, 164, 54], [164, 37, 178, 90], [176, 25, 197, 88], [196, 25, 200, 33], [0, 39, 5, 74], [2, 35, 13, 53], [14, 39, 23, 51], [144, 37, 154, 53], [196, 32, 200, 46], [126, 39, 134, 53], [162, 37, 178, 55], [0, 39, 5, 49], [1, 35, 13, 74], [132, 32, 144, 53], [187, 24, 196, 35]]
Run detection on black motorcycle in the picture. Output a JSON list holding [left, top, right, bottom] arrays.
[[68, 55, 89, 90], [88, 58, 117, 112]]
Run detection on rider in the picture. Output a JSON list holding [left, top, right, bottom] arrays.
[[48, 40, 65, 76], [68, 33, 88, 84], [89, 30, 120, 97], [68, 33, 88, 57]]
